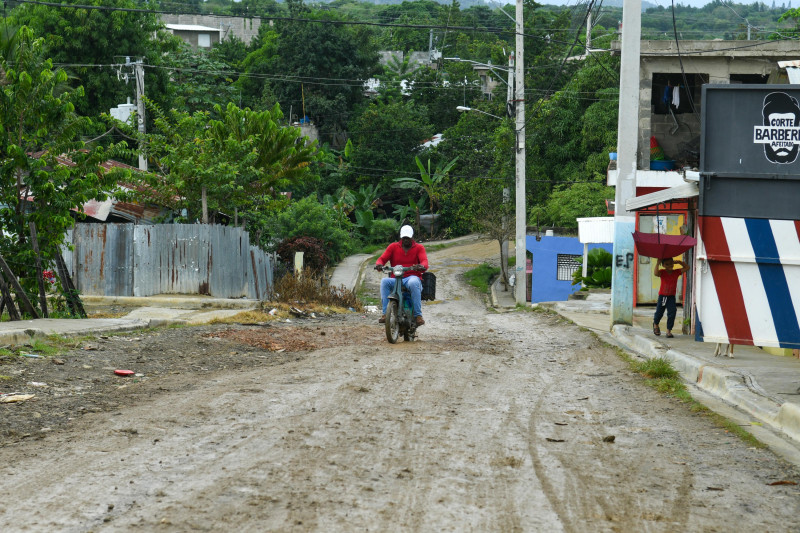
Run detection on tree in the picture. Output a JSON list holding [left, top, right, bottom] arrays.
[[435, 105, 506, 190], [162, 39, 241, 116], [263, 195, 356, 263], [450, 177, 514, 284], [9, 0, 175, 117], [236, 27, 280, 110], [407, 64, 481, 133], [525, 56, 619, 205], [392, 156, 458, 237], [348, 100, 435, 195], [269, 7, 381, 145], [529, 182, 614, 230], [0, 27, 123, 306], [129, 101, 319, 224]]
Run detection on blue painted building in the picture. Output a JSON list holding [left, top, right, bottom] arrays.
[[526, 235, 613, 303]]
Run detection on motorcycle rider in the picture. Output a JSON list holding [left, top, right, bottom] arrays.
[[374, 225, 428, 327]]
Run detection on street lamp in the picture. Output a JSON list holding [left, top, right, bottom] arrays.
[[456, 106, 503, 120], [445, 57, 511, 88]]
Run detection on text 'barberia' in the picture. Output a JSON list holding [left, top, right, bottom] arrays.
[[753, 124, 800, 144]]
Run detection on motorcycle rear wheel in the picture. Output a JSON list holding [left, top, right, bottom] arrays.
[[385, 301, 400, 344]]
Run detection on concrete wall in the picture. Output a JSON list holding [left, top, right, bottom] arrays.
[[161, 15, 262, 45], [526, 235, 613, 303], [169, 29, 220, 50], [611, 40, 798, 170]]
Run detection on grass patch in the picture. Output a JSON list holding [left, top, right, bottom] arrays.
[[359, 291, 380, 306], [610, 346, 766, 448], [425, 243, 450, 252], [358, 244, 385, 255], [463, 263, 500, 293], [27, 338, 62, 357], [0, 375, 11, 380], [633, 357, 679, 380]]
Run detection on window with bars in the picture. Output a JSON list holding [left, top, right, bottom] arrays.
[[556, 254, 582, 281]]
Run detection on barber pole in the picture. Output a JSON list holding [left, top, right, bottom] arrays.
[[695, 216, 800, 348]]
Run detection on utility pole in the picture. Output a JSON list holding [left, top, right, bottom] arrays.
[[586, 11, 592, 56], [501, 51, 514, 287], [514, 0, 527, 306], [611, 0, 641, 325], [129, 57, 147, 172]]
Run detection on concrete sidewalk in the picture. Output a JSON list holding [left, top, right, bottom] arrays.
[[489, 280, 800, 446]]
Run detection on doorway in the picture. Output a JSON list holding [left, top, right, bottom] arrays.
[[636, 214, 686, 305]]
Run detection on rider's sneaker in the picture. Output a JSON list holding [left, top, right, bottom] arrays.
[[378, 315, 385, 324], [415, 316, 425, 326]]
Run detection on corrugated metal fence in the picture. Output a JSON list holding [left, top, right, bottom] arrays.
[[62, 223, 273, 299]]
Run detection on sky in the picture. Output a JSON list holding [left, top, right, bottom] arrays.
[[532, 0, 774, 8]]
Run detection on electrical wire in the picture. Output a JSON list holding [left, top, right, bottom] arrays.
[[11, 0, 581, 45], [516, 0, 600, 134], [670, 0, 698, 116]]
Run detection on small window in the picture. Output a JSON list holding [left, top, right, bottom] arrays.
[[198, 34, 211, 48], [556, 254, 581, 281]]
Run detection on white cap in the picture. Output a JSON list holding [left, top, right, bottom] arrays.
[[400, 225, 414, 239]]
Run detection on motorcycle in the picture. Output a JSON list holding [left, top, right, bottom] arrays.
[[380, 265, 425, 344]]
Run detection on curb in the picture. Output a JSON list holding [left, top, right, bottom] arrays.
[[0, 320, 152, 347], [81, 295, 260, 310], [611, 324, 800, 444], [490, 277, 500, 308]]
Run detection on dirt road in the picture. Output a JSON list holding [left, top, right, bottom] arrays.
[[1, 240, 799, 532]]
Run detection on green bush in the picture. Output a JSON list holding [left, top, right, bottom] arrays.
[[366, 218, 399, 244], [464, 263, 500, 293], [266, 195, 356, 263]]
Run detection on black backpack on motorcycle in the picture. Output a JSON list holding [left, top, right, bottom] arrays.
[[421, 271, 436, 301]]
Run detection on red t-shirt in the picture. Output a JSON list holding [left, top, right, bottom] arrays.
[[658, 269, 682, 296], [376, 241, 428, 279]]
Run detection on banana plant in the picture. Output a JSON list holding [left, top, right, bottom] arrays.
[[393, 156, 458, 237]]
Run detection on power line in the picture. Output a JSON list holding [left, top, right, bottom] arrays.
[[11, 0, 570, 43]]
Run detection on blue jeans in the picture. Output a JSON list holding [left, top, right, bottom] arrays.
[[381, 276, 423, 318], [654, 295, 677, 331]]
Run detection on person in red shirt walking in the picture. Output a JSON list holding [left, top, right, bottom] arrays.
[[653, 257, 689, 338], [374, 225, 428, 326]]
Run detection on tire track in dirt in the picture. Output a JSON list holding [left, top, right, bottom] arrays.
[[522, 332, 695, 532]]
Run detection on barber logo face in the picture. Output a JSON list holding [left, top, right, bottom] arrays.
[[762, 92, 800, 164]]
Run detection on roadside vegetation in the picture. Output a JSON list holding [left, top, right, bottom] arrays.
[[615, 350, 765, 448], [1, 0, 798, 318], [463, 263, 501, 294]]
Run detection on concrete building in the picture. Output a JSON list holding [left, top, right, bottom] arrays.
[[610, 39, 797, 172], [471, 63, 502, 100], [164, 24, 223, 50], [161, 15, 263, 46], [608, 39, 800, 343]]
